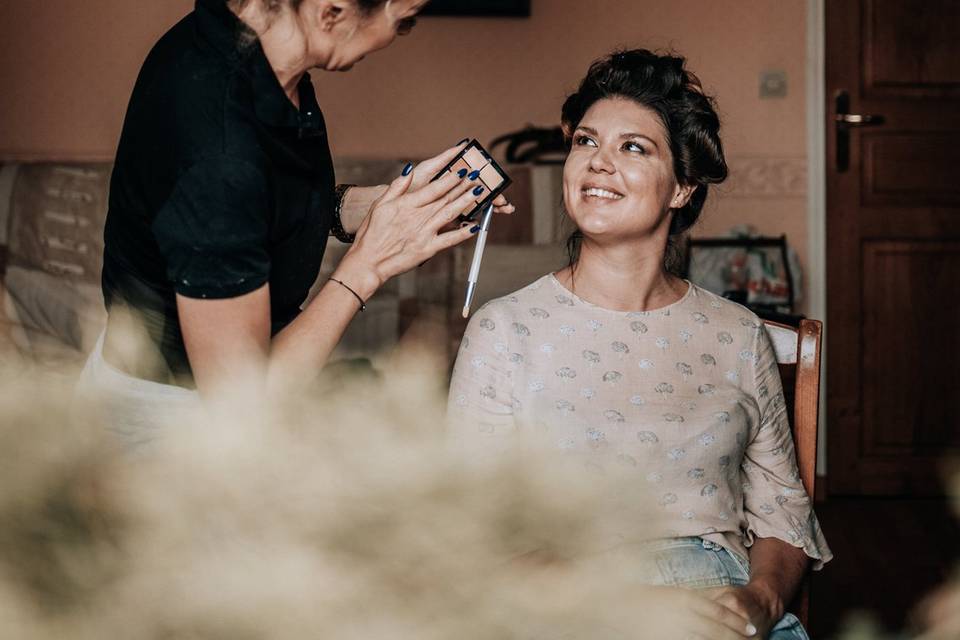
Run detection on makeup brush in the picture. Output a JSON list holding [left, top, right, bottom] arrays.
[[462, 203, 495, 318]]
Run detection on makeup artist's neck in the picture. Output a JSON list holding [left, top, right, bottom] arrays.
[[557, 238, 686, 312], [233, 4, 312, 107]]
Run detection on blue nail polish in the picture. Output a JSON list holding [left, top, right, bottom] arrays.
[[470, 225, 481, 234], [468, 169, 481, 180], [402, 162, 414, 176], [472, 186, 485, 196], [457, 138, 469, 145], [457, 168, 468, 178]]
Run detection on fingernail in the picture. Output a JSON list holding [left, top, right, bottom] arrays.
[[402, 162, 414, 176], [468, 169, 481, 180], [457, 138, 469, 145], [745, 623, 757, 636], [457, 168, 468, 178], [472, 186, 485, 196], [470, 225, 481, 234]]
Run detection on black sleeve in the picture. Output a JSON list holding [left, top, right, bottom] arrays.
[[152, 155, 271, 299]]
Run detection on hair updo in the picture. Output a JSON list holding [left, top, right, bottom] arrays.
[[561, 49, 728, 268]]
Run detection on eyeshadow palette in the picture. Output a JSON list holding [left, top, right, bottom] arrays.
[[431, 139, 512, 222]]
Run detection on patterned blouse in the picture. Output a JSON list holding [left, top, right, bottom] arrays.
[[448, 274, 832, 569]]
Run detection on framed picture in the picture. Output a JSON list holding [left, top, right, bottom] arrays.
[[420, 0, 531, 17], [684, 235, 799, 315]]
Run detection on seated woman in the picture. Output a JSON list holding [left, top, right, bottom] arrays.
[[448, 49, 831, 639]]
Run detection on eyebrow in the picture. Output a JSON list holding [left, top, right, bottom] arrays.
[[576, 126, 660, 150]]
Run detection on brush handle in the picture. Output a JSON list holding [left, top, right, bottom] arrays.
[[463, 204, 495, 316]]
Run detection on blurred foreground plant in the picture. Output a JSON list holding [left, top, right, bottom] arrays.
[[0, 356, 681, 640]]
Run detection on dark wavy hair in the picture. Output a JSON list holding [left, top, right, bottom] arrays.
[[561, 49, 728, 271]]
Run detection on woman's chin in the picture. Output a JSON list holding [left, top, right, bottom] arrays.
[[572, 215, 615, 237]]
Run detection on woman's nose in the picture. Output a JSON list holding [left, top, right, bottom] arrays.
[[587, 147, 615, 173]]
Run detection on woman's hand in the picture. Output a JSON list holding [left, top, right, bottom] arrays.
[[626, 586, 760, 639], [410, 142, 516, 217], [336, 158, 488, 294], [700, 537, 806, 638], [701, 585, 776, 638]]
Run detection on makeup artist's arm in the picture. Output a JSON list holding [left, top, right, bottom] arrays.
[[179, 163, 482, 402]]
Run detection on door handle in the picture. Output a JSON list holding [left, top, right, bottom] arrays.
[[835, 90, 885, 172], [836, 113, 884, 125]]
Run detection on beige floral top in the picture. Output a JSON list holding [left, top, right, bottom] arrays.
[[448, 275, 832, 569]]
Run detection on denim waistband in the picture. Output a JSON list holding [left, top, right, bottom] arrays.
[[626, 536, 751, 589]]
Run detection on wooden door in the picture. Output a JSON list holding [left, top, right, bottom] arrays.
[[826, 0, 960, 495]]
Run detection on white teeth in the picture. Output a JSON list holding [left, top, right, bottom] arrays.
[[583, 187, 623, 200]]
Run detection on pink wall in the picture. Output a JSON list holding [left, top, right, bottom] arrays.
[[0, 0, 810, 304], [0, 1, 193, 160]]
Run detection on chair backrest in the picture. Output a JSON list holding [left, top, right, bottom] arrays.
[[762, 318, 823, 628]]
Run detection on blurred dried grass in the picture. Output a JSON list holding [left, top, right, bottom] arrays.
[[0, 345, 667, 640], [1, 331, 957, 639]]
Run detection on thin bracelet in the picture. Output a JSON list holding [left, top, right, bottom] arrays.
[[330, 278, 366, 312]]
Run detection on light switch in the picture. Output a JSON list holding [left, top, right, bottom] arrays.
[[759, 70, 787, 98]]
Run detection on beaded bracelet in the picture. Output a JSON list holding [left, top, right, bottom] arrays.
[[330, 183, 357, 243]]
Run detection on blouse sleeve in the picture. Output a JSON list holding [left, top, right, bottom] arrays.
[[151, 155, 271, 299], [447, 303, 520, 455], [741, 324, 833, 570]]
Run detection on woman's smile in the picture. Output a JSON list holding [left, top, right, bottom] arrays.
[[581, 182, 625, 202]]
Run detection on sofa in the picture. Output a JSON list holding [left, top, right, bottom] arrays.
[[0, 160, 568, 374]]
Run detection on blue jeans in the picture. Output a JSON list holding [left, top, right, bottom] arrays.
[[629, 537, 809, 640]]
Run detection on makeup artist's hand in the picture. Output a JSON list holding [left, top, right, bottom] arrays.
[[336, 161, 484, 294], [409, 141, 516, 220]]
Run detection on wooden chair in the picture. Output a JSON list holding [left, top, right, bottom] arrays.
[[762, 318, 823, 629]]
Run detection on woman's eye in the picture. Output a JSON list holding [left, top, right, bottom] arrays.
[[574, 135, 597, 147], [623, 141, 646, 154]]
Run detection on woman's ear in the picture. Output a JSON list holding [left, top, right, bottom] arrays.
[[670, 183, 696, 210], [317, 0, 350, 31]]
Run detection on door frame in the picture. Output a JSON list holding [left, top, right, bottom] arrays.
[[805, 0, 828, 491]]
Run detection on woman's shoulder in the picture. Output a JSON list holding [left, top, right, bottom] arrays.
[[685, 283, 765, 335], [129, 17, 262, 162], [467, 275, 557, 326]]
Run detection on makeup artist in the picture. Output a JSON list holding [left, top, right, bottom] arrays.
[[82, 0, 512, 436]]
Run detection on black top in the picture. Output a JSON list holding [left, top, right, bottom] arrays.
[[102, 0, 335, 383]]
